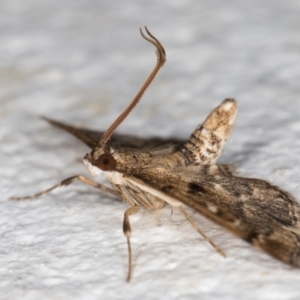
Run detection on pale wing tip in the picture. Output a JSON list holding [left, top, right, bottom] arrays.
[[220, 98, 237, 111], [202, 98, 238, 130]]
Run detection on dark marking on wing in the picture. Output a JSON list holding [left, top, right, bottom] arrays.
[[135, 166, 300, 268], [161, 185, 173, 193], [188, 182, 206, 194], [244, 231, 260, 243]]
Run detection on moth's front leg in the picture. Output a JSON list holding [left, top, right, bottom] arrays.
[[10, 175, 121, 200], [123, 204, 141, 282], [117, 185, 141, 282]]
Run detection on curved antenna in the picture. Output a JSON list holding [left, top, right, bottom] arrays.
[[100, 26, 166, 145]]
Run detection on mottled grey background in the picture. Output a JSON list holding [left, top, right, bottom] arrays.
[[1, 1, 300, 299]]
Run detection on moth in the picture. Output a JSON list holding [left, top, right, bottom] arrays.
[[11, 27, 300, 282]]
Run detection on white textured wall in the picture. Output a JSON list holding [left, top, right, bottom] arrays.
[[1, 1, 300, 299]]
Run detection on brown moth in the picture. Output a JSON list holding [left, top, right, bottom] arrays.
[[11, 27, 300, 282]]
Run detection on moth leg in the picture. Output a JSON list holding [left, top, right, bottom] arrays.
[[170, 206, 174, 218], [123, 204, 141, 282], [10, 175, 121, 200], [179, 206, 226, 258]]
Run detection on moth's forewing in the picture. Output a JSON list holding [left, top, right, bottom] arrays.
[[44, 117, 184, 153], [133, 164, 300, 267]]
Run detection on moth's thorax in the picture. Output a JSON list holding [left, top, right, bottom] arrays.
[[84, 144, 188, 180], [84, 146, 153, 176], [113, 150, 187, 174]]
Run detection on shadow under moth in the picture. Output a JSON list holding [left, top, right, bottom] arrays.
[[11, 27, 300, 282]]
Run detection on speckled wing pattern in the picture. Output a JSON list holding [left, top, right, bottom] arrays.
[[134, 164, 300, 267]]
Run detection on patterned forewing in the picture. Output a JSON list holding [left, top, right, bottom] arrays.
[[135, 165, 300, 267], [44, 117, 184, 153]]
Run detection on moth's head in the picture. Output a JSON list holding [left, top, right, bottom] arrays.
[[83, 143, 116, 176]]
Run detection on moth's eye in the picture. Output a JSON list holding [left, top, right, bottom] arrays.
[[95, 154, 116, 171]]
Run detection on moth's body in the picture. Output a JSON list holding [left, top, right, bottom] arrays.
[[83, 122, 300, 268], [11, 28, 300, 281]]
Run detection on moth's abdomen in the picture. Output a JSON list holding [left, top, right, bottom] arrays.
[[179, 99, 237, 165]]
